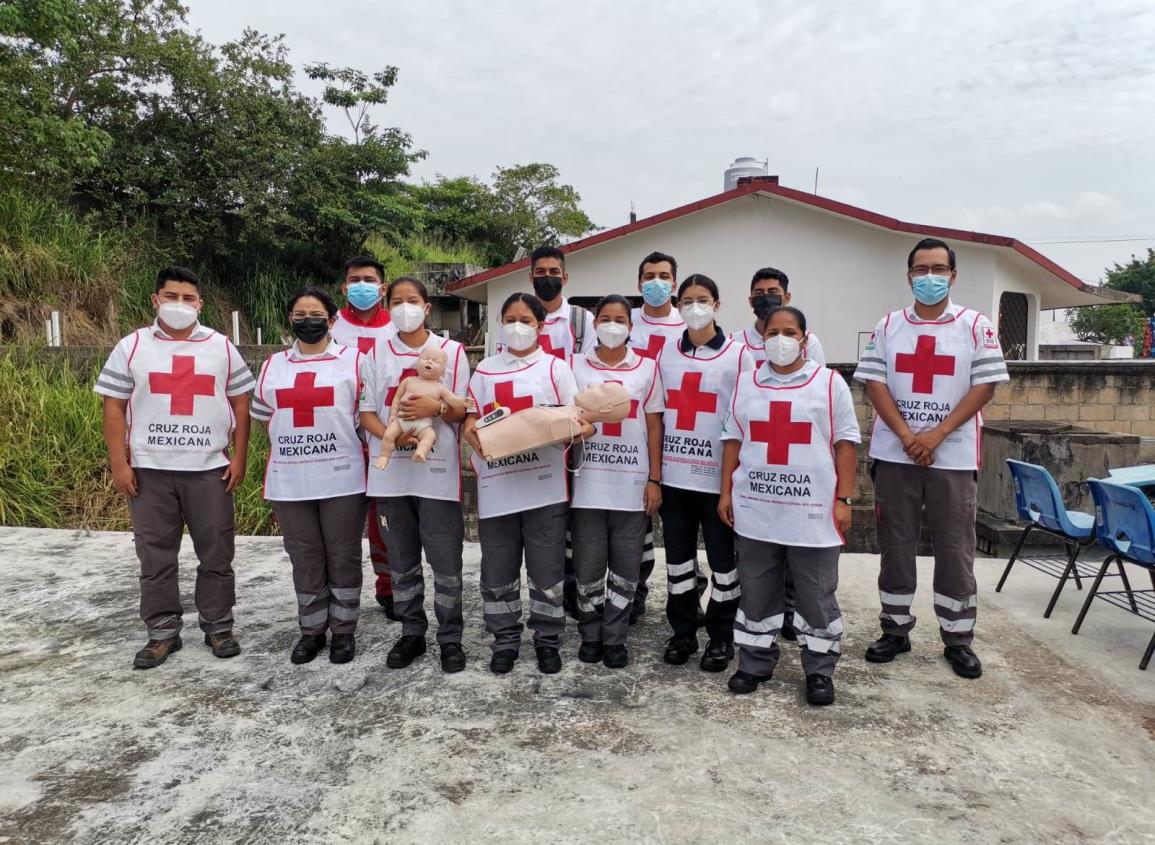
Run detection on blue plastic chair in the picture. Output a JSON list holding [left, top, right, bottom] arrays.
[[1073, 479, 1155, 670], [998, 460, 1096, 617]]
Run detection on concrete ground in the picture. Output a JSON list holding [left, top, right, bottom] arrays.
[[0, 527, 1152, 845]]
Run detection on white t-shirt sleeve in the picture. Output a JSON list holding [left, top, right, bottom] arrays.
[[580, 309, 597, 355], [552, 359, 580, 405], [251, 359, 274, 421], [643, 364, 666, 414], [853, 316, 888, 384], [720, 406, 743, 441], [831, 372, 862, 444], [94, 334, 136, 399], [467, 370, 483, 415], [806, 332, 827, 366], [224, 339, 256, 396], [451, 344, 471, 398], [970, 315, 1010, 385]]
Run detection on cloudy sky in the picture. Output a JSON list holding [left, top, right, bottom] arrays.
[[186, 0, 1155, 283]]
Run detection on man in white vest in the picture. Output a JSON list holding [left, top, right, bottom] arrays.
[[854, 238, 1008, 679], [96, 267, 255, 669]]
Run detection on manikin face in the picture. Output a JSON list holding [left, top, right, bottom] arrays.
[[417, 346, 447, 379]]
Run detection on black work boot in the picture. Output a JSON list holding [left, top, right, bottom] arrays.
[[805, 673, 835, 706], [490, 649, 517, 675], [944, 644, 983, 678], [440, 642, 466, 673], [536, 646, 562, 674], [865, 633, 911, 663], [290, 634, 326, 665], [699, 639, 735, 673], [727, 669, 771, 694], [663, 635, 698, 665], [602, 644, 629, 669], [578, 641, 604, 663], [133, 636, 182, 669], [329, 633, 356, 664], [386, 635, 426, 669]]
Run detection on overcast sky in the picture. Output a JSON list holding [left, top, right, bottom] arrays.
[[186, 0, 1154, 284]]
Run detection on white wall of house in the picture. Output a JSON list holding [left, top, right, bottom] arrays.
[[472, 192, 1073, 362]]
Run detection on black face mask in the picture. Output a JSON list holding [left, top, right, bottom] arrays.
[[532, 276, 564, 303], [291, 316, 330, 344], [751, 293, 783, 321]]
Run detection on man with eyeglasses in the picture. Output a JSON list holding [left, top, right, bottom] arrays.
[[854, 237, 1008, 680]]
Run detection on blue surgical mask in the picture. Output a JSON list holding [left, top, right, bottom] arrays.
[[911, 274, 951, 306], [346, 281, 382, 310], [641, 279, 673, 307]]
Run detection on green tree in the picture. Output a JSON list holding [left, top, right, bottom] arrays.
[[1069, 250, 1155, 351], [488, 163, 597, 262]]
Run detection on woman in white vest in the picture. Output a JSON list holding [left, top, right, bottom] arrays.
[[359, 277, 470, 674], [570, 295, 665, 668], [657, 274, 752, 673], [719, 306, 859, 705], [251, 287, 371, 666], [462, 292, 590, 676]]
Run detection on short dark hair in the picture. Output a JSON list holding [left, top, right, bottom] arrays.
[[764, 305, 806, 335], [638, 251, 678, 281], [500, 291, 547, 323], [907, 237, 956, 271], [156, 266, 200, 291], [594, 294, 634, 322], [286, 286, 339, 318], [751, 267, 789, 292], [343, 255, 386, 281], [677, 273, 719, 302], [530, 245, 565, 269], [386, 276, 429, 303]]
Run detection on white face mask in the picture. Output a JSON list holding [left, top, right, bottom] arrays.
[[595, 322, 629, 349], [502, 321, 539, 352], [157, 302, 198, 331], [680, 302, 715, 332], [765, 334, 802, 367], [390, 302, 427, 333]]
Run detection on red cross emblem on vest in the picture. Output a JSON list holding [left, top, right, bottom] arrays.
[[356, 336, 376, 355], [894, 335, 955, 394], [750, 401, 813, 464], [635, 334, 666, 360], [385, 368, 418, 408], [149, 355, 216, 416], [276, 371, 335, 427], [483, 380, 535, 415], [666, 371, 717, 431], [538, 332, 567, 361], [600, 380, 640, 438]]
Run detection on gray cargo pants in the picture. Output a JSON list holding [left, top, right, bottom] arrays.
[[378, 496, 465, 644], [733, 535, 843, 677], [478, 501, 568, 653], [572, 508, 648, 646], [271, 494, 367, 635], [873, 460, 979, 646], [129, 467, 236, 641]]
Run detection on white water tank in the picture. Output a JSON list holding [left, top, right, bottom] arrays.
[[723, 156, 768, 191]]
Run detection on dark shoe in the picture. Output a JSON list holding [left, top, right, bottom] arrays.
[[490, 649, 518, 675], [536, 646, 562, 674], [728, 669, 771, 694], [563, 585, 580, 622], [133, 636, 182, 669], [944, 644, 983, 679], [865, 633, 911, 663], [699, 639, 735, 673], [290, 634, 326, 665], [628, 601, 646, 625], [329, 633, 356, 664], [663, 635, 698, 665], [578, 641, 604, 663], [376, 592, 400, 621], [780, 612, 798, 642], [805, 673, 835, 705], [203, 630, 241, 659], [440, 642, 466, 673], [603, 644, 629, 669], [386, 635, 426, 669]]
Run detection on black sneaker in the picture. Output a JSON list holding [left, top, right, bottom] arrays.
[[490, 649, 518, 674], [386, 635, 426, 669], [536, 646, 562, 674], [663, 635, 698, 665], [699, 639, 735, 673], [329, 633, 356, 664], [376, 593, 400, 621], [805, 673, 835, 705], [440, 642, 466, 673], [728, 669, 771, 694], [290, 633, 326, 665], [133, 636, 182, 669], [603, 644, 629, 669], [865, 633, 911, 663], [944, 644, 983, 679], [578, 641, 604, 663]]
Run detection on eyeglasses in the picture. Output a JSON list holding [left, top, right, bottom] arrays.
[[290, 312, 328, 320], [909, 265, 953, 276]]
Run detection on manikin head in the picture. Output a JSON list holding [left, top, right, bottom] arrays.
[[416, 344, 448, 380]]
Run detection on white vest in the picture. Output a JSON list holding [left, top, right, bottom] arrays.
[[571, 355, 659, 511], [468, 357, 569, 519], [366, 336, 464, 502], [126, 329, 235, 471], [730, 366, 843, 547], [630, 308, 685, 361], [258, 346, 366, 501], [658, 339, 746, 494], [870, 308, 984, 471], [330, 308, 395, 357]]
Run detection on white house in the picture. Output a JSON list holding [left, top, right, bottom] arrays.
[[449, 176, 1134, 362]]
